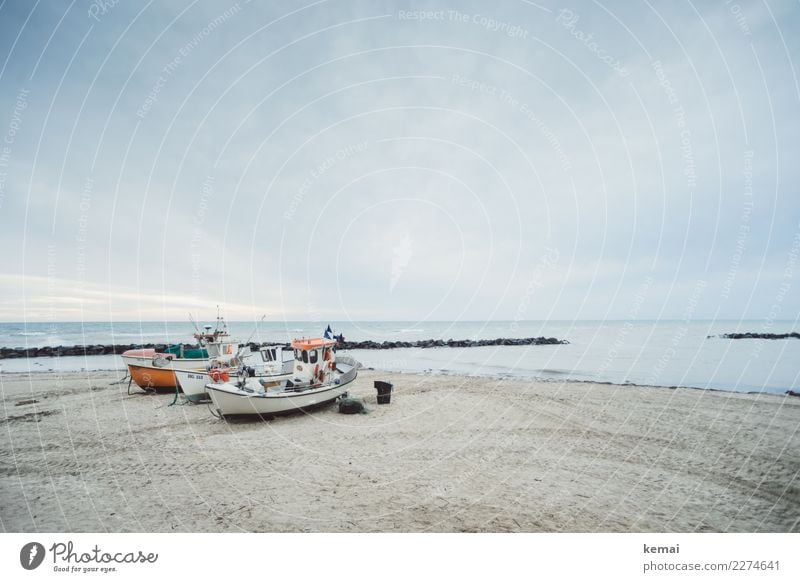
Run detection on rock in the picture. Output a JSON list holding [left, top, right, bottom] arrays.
[[0, 335, 571, 359], [719, 332, 799, 340]]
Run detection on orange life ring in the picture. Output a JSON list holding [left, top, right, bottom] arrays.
[[210, 368, 229, 383]]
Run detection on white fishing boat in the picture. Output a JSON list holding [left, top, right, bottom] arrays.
[[174, 345, 293, 403], [207, 337, 358, 417], [173, 363, 234, 403]]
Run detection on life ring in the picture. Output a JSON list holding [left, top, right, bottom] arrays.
[[210, 368, 229, 383]]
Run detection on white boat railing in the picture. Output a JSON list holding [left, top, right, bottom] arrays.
[[335, 355, 359, 385]]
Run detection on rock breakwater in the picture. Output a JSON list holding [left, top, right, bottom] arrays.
[[0, 336, 569, 359]]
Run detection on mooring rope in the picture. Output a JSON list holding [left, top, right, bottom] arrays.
[[207, 399, 222, 419], [109, 372, 130, 385], [168, 384, 180, 406]]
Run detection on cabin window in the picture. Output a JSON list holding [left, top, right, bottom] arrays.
[[310, 349, 318, 364], [302, 350, 309, 364], [294, 349, 300, 360]]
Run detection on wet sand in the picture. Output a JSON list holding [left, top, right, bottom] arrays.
[[1, 369, 798, 532]]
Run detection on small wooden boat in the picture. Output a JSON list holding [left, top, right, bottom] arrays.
[[120, 348, 187, 389], [207, 338, 358, 417]]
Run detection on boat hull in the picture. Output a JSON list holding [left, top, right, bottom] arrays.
[[127, 364, 179, 390], [174, 369, 212, 402], [122, 351, 208, 390], [207, 378, 354, 417], [175, 369, 294, 403]]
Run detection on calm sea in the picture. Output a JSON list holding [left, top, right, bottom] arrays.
[[0, 320, 797, 394]]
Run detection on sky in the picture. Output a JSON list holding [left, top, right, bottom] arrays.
[[0, 0, 798, 323]]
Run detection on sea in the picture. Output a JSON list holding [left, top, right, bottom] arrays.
[[0, 320, 797, 395]]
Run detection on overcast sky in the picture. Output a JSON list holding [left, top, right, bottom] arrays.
[[0, 0, 798, 323]]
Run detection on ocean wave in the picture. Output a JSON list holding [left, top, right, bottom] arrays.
[[109, 332, 175, 338]]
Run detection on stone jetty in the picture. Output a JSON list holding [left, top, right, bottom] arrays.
[[0, 344, 179, 359], [0, 336, 568, 359], [712, 332, 800, 340]]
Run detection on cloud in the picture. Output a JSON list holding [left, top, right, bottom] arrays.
[[1, 0, 798, 321]]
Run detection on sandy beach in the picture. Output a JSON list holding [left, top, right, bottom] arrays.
[[1, 368, 798, 533]]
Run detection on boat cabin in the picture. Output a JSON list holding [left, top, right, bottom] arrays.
[[194, 324, 236, 358], [291, 338, 337, 385], [259, 345, 294, 375]]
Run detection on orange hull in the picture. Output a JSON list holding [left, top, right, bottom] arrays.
[[128, 365, 178, 390]]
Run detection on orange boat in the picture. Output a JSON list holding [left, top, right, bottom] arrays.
[[121, 349, 188, 390]]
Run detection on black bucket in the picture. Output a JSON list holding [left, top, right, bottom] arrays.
[[374, 380, 393, 404]]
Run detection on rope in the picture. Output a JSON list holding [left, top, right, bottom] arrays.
[[109, 372, 130, 385], [125, 374, 150, 396], [207, 399, 222, 419]]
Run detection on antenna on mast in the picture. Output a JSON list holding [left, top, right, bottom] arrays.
[[215, 305, 224, 333], [188, 313, 200, 334], [244, 314, 267, 346]]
